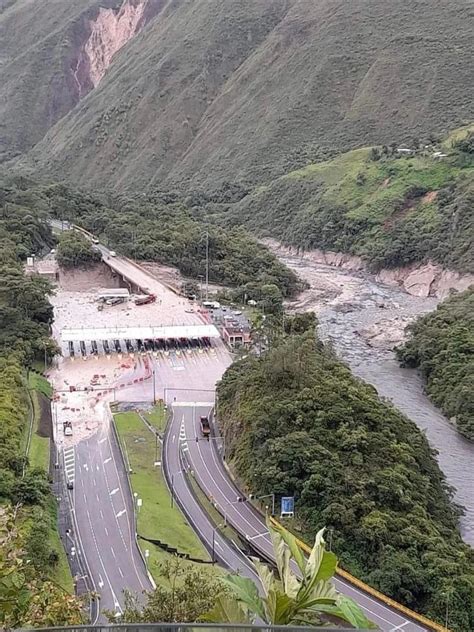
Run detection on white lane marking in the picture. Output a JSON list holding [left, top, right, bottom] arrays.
[[215, 540, 223, 551], [104, 527, 109, 536], [99, 438, 107, 444], [173, 401, 214, 407], [96, 494, 100, 503], [98, 574, 104, 589], [110, 488, 119, 495], [118, 567, 124, 578], [390, 623, 409, 631], [85, 508, 122, 614], [190, 414, 407, 629], [100, 510, 104, 519], [103, 457, 112, 464], [105, 434, 148, 592], [92, 478, 96, 486], [110, 546, 116, 559], [172, 434, 176, 443], [116, 509, 126, 518], [247, 532, 268, 541]]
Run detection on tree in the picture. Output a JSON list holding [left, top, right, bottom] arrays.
[[107, 558, 227, 623], [205, 519, 375, 628], [0, 506, 85, 629], [56, 231, 102, 269]]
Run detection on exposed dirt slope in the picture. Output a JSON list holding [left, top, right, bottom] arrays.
[[20, 0, 474, 190], [0, 0, 164, 160]]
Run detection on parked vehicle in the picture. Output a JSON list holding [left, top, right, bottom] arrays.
[[134, 294, 156, 306], [109, 250, 117, 257], [63, 421, 73, 436], [200, 416, 211, 439]]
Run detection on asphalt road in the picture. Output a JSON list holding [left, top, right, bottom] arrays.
[[162, 404, 261, 585], [166, 402, 430, 632], [68, 421, 152, 621]]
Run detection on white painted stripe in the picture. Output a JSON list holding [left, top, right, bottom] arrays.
[[116, 509, 126, 518], [172, 401, 214, 407]]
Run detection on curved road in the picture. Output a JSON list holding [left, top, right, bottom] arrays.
[[164, 401, 431, 632]]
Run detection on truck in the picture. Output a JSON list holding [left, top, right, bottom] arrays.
[[200, 416, 211, 440], [63, 421, 73, 436], [134, 294, 156, 306]]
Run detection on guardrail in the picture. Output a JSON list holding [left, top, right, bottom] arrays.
[[268, 517, 449, 632]]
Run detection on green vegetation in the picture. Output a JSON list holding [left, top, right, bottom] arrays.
[[11, 1, 472, 192], [233, 129, 474, 273], [114, 411, 213, 581], [206, 520, 374, 629], [143, 403, 167, 434], [397, 288, 474, 440], [56, 231, 101, 269], [27, 372, 52, 471], [0, 506, 83, 629], [217, 315, 474, 632], [0, 193, 80, 624], [108, 558, 225, 624]]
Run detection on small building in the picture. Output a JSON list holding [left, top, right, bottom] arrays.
[[222, 323, 252, 348], [25, 258, 59, 282], [396, 148, 413, 155]]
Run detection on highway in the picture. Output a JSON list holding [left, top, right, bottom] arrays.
[[164, 401, 430, 632], [49, 219, 433, 630], [66, 412, 152, 620]]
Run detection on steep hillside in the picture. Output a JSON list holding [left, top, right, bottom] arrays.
[[217, 317, 474, 632], [20, 0, 474, 190], [397, 288, 474, 440], [231, 127, 474, 275], [0, 0, 165, 161]]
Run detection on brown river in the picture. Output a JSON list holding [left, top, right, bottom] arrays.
[[278, 252, 474, 546]]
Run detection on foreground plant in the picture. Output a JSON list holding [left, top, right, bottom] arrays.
[[204, 519, 375, 628]]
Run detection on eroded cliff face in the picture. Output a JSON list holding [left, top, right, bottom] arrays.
[[84, 0, 149, 87], [264, 240, 474, 299]]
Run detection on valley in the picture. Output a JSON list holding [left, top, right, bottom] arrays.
[[274, 249, 474, 546]]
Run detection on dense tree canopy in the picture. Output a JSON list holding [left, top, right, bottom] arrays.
[[397, 288, 474, 440], [0, 183, 83, 626], [56, 231, 102, 269], [217, 316, 474, 631]]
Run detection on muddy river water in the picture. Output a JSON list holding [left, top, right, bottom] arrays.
[[278, 253, 474, 546]]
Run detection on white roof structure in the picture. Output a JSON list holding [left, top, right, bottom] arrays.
[[61, 324, 220, 342], [96, 288, 130, 299]]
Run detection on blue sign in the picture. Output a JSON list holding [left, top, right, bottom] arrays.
[[281, 496, 295, 517]]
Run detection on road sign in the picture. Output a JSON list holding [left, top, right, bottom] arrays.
[[281, 496, 295, 518]]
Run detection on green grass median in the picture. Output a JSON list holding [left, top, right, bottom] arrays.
[[114, 411, 217, 584], [143, 402, 167, 433]]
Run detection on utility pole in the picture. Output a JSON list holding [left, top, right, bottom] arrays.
[[205, 229, 209, 301], [152, 369, 156, 405]]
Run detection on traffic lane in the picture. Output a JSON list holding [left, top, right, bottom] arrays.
[[74, 431, 150, 617], [183, 406, 427, 632], [164, 407, 260, 583], [117, 345, 232, 404], [74, 442, 122, 617]]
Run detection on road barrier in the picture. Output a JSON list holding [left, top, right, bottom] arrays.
[[268, 516, 449, 632]]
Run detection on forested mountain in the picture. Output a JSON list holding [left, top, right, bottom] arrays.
[[217, 315, 474, 632], [397, 288, 474, 440], [231, 127, 474, 274], [3, 0, 472, 190]]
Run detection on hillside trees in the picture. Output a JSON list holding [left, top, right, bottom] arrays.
[[216, 317, 474, 631], [56, 231, 101, 269], [397, 288, 474, 440]]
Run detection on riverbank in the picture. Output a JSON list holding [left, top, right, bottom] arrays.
[[265, 240, 474, 300], [273, 250, 474, 546]]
